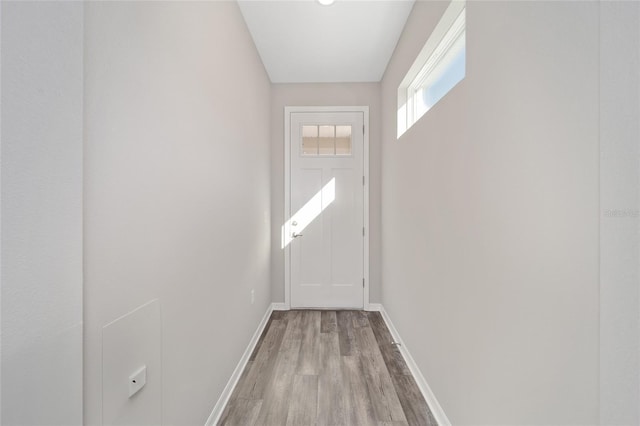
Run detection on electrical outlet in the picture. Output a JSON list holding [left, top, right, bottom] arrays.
[[251, 289, 255, 305]]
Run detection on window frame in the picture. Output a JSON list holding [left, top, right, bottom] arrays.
[[397, 0, 466, 138]]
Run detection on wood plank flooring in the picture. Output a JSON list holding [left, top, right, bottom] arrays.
[[218, 310, 437, 426]]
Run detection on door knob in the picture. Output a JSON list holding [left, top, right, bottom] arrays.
[[292, 232, 303, 238]]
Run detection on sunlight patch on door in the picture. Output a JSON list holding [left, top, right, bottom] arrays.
[[282, 178, 336, 249]]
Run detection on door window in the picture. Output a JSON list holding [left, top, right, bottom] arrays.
[[301, 125, 352, 156]]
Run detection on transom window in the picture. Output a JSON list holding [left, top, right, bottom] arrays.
[[397, 1, 466, 138]]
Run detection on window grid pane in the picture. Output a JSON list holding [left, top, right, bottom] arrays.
[[302, 125, 318, 156], [301, 124, 352, 157], [319, 125, 335, 155], [335, 125, 352, 156]]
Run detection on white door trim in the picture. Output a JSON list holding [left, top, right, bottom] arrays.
[[284, 106, 370, 310]]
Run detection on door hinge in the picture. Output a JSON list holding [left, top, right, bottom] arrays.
[[363, 278, 365, 288], [362, 176, 365, 186], [363, 227, 365, 236]]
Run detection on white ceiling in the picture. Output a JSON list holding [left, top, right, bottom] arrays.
[[237, 0, 415, 83]]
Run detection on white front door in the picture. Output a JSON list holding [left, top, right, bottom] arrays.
[[287, 110, 365, 308]]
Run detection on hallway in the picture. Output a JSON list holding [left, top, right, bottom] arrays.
[[2, 0, 639, 424], [219, 310, 436, 426]]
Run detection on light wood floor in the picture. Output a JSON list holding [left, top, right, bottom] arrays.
[[218, 310, 437, 426]]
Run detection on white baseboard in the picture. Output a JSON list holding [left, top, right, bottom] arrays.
[[378, 305, 451, 426], [272, 302, 289, 311], [205, 303, 275, 426], [366, 302, 383, 312]]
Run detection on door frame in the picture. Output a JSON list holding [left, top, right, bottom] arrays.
[[283, 106, 370, 310]]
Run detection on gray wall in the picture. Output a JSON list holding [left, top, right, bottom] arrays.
[[83, 2, 271, 424], [380, 1, 600, 423], [1, 2, 84, 424], [270, 83, 382, 304], [599, 1, 640, 423]]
